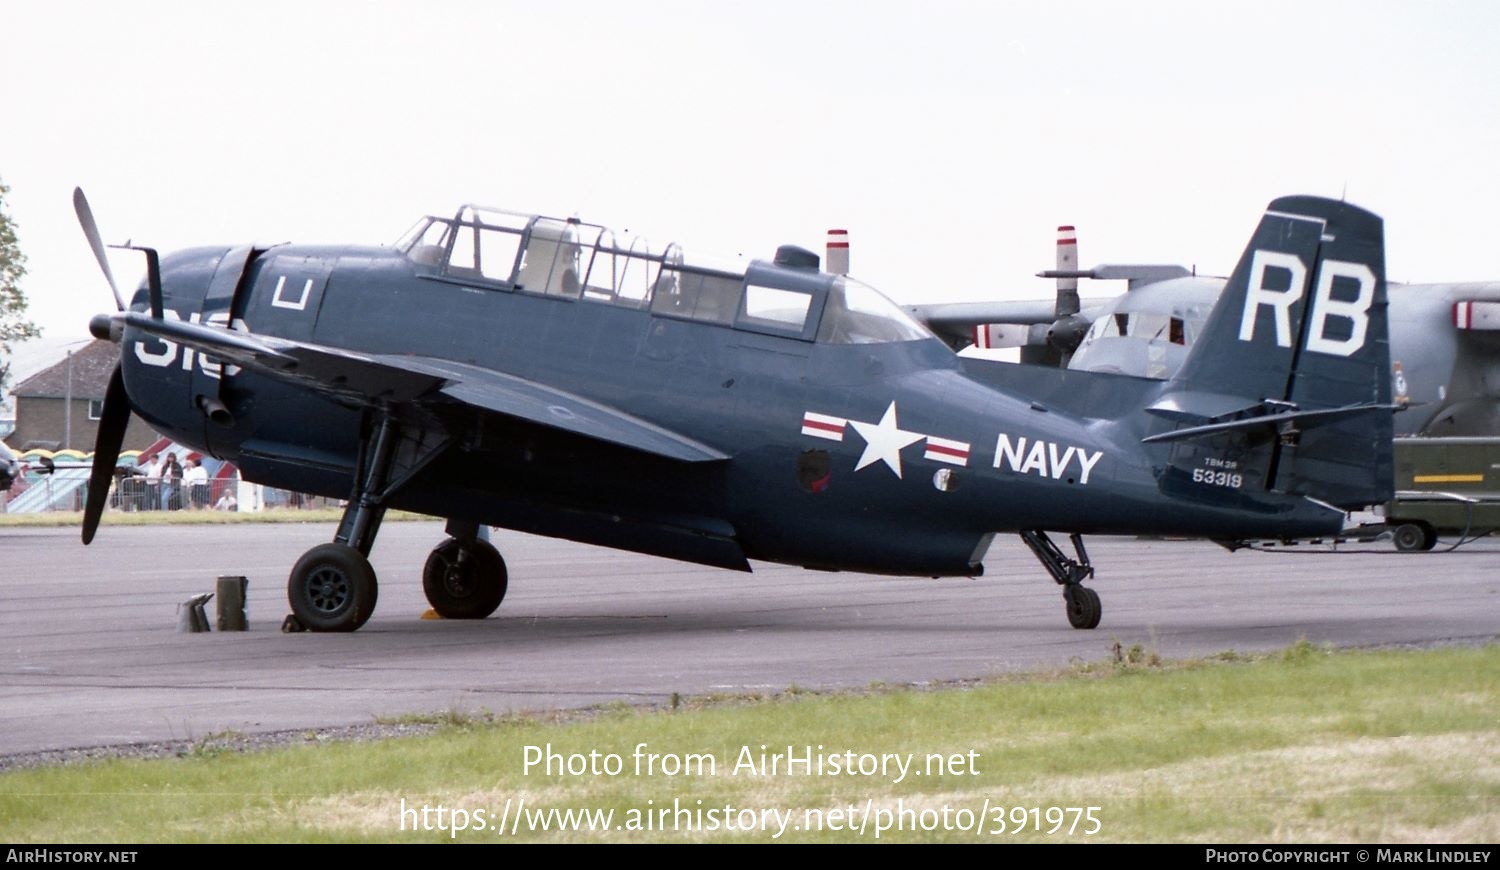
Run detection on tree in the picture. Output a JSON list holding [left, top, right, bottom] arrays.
[[0, 176, 41, 393]]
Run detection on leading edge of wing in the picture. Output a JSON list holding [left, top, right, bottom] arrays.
[[907, 299, 1060, 329], [119, 313, 728, 463]]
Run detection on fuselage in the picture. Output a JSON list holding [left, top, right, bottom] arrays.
[[117, 217, 1345, 578]]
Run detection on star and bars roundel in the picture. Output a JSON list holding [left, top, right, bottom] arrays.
[[800, 401, 970, 478]]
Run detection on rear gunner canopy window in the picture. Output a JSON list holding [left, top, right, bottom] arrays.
[[741, 285, 812, 331]]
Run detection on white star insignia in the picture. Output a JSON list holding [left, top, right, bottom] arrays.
[[848, 401, 924, 478]]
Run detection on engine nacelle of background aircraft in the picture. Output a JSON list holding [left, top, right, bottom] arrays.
[[0, 441, 18, 492]]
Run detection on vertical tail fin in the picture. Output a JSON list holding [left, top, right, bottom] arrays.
[[1173, 196, 1388, 405], [1151, 196, 1393, 509]]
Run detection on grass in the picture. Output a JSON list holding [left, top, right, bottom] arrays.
[[0, 644, 1496, 843]]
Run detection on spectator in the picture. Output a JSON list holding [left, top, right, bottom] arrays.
[[144, 453, 166, 511], [111, 466, 131, 511], [164, 454, 184, 510], [183, 458, 210, 509]]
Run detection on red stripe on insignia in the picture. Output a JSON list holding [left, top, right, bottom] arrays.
[[803, 419, 844, 434], [926, 443, 969, 458]]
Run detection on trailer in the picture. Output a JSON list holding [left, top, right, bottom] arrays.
[[1383, 437, 1500, 550]]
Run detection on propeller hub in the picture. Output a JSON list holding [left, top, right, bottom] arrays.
[[1047, 314, 1090, 355], [89, 313, 121, 341]]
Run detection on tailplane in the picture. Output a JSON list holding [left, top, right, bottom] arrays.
[[1147, 196, 1394, 509]]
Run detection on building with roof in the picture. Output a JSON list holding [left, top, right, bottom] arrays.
[[8, 339, 159, 452]]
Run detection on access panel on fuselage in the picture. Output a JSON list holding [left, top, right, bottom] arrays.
[[239, 252, 334, 342]]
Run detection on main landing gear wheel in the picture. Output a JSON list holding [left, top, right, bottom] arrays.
[[1392, 522, 1437, 552], [1020, 530, 1104, 630], [423, 537, 508, 619], [287, 543, 379, 632], [1064, 585, 1102, 630]]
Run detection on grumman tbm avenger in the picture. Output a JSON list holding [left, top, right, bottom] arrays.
[[75, 190, 1394, 632]]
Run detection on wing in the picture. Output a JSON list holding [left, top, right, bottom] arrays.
[[906, 300, 1057, 351], [909, 299, 1118, 351], [119, 312, 728, 463], [907, 299, 1060, 331]]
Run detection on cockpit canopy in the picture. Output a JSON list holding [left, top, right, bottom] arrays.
[[396, 205, 932, 346], [1068, 277, 1220, 378]]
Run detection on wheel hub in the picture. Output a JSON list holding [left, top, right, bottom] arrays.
[[443, 554, 472, 598], [307, 566, 350, 613]]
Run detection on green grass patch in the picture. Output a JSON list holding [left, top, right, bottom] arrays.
[[1, 644, 1496, 843]]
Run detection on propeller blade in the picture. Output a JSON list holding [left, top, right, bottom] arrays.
[[73, 188, 125, 311], [143, 247, 163, 319], [1054, 225, 1080, 318], [1048, 225, 1085, 366], [82, 365, 130, 545]]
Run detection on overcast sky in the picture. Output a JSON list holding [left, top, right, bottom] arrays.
[[4, 1, 1499, 344]]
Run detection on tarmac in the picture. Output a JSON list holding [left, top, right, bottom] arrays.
[[0, 520, 1494, 757]]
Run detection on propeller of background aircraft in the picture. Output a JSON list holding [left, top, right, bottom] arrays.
[[1042, 226, 1089, 364]]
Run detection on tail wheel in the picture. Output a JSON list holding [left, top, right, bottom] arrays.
[[1064, 585, 1102, 630], [423, 537, 507, 619], [288, 543, 378, 632]]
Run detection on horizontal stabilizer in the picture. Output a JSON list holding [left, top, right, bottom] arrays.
[[1142, 402, 1400, 444], [1144, 391, 1264, 424]]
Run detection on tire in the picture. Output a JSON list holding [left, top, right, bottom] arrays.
[[1392, 522, 1436, 552], [1064, 585, 1102, 630], [287, 543, 378, 632], [423, 537, 507, 619]]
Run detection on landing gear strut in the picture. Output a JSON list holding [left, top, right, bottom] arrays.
[[286, 411, 450, 632], [423, 520, 508, 619], [1019, 530, 1102, 630]]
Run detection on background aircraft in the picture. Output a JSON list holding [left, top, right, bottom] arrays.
[[77, 191, 1394, 633], [909, 227, 1500, 437], [0, 441, 17, 491]]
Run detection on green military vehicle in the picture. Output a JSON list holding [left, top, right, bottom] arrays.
[[1384, 437, 1500, 550]]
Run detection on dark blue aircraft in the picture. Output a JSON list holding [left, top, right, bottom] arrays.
[[75, 191, 1393, 632]]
